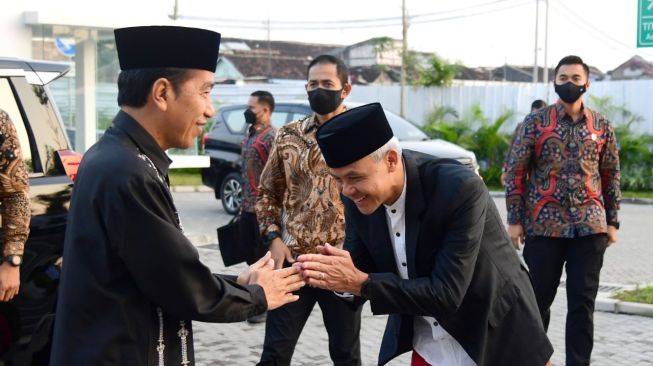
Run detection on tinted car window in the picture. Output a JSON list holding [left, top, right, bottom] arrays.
[[223, 107, 291, 133], [0, 78, 35, 174], [10, 77, 69, 175]]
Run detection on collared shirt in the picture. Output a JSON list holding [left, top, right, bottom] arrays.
[[505, 101, 621, 238], [256, 113, 345, 256], [0, 109, 30, 257], [384, 174, 475, 366], [240, 123, 276, 213]]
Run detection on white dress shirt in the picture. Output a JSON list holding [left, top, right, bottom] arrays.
[[383, 176, 476, 366]]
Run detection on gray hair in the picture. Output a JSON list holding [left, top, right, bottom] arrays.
[[370, 136, 402, 162]]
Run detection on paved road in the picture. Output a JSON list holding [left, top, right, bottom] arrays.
[[173, 192, 653, 365]]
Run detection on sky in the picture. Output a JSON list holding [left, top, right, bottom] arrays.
[[18, 0, 653, 72]]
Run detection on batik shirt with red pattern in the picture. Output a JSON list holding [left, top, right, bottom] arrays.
[[240, 124, 276, 213], [504, 101, 621, 238]]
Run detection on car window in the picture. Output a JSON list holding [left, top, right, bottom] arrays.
[[385, 110, 428, 141], [222, 107, 291, 132], [223, 107, 247, 133], [0, 78, 36, 174], [270, 111, 290, 128], [10, 77, 69, 175]]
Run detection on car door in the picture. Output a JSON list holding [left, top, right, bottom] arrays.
[[0, 75, 72, 345]]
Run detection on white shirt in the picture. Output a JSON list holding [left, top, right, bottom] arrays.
[[383, 176, 476, 366]]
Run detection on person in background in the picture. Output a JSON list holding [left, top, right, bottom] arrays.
[[505, 55, 620, 366], [500, 99, 547, 186], [0, 109, 30, 302], [255, 54, 362, 365], [239, 90, 277, 323]]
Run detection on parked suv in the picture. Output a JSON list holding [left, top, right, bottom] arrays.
[[202, 101, 478, 214], [0, 57, 80, 365]]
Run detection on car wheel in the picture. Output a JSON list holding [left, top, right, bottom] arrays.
[[220, 172, 243, 215]]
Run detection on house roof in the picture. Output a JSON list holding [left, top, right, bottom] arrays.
[[219, 37, 342, 80], [608, 55, 653, 80]]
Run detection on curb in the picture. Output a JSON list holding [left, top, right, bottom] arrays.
[[170, 185, 213, 193], [595, 294, 653, 318], [489, 191, 653, 205]]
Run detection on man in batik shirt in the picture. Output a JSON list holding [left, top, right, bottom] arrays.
[[505, 55, 620, 366], [256, 55, 362, 365], [0, 109, 30, 302]]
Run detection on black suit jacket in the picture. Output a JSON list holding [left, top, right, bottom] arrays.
[[346, 150, 553, 366]]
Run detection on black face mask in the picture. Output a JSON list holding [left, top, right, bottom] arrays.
[[307, 88, 343, 115], [244, 108, 257, 124], [554, 81, 586, 104]]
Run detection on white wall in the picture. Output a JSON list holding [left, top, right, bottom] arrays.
[[0, 7, 32, 59]]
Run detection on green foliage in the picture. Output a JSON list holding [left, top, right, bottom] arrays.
[[613, 285, 653, 304], [423, 97, 653, 192], [588, 95, 653, 191], [422, 103, 512, 186], [417, 54, 460, 87]]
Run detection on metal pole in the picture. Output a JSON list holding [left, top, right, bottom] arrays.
[[400, 0, 408, 118], [267, 17, 272, 79], [533, 0, 539, 83], [543, 0, 549, 87]]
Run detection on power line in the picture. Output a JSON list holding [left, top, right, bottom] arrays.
[[181, 0, 529, 31], [178, 0, 525, 29]]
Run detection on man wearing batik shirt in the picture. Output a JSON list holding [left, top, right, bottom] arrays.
[[256, 55, 362, 365], [0, 109, 30, 303], [505, 55, 620, 366], [239, 90, 276, 266]]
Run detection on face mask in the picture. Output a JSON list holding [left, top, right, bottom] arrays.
[[244, 108, 257, 124], [554, 81, 586, 104], [307, 88, 343, 115]]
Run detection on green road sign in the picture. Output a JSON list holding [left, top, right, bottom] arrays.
[[639, 0, 653, 47]]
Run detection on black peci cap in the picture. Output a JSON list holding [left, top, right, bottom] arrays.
[[316, 103, 394, 168], [114, 26, 221, 72]]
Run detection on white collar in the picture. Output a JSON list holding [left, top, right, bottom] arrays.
[[384, 173, 407, 213]]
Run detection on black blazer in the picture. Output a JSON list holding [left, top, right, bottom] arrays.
[[346, 150, 553, 366]]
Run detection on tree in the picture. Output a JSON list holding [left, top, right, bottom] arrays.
[[417, 53, 460, 87]]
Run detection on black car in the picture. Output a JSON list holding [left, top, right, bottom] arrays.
[[201, 101, 478, 214], [0, 57, 81, 365]]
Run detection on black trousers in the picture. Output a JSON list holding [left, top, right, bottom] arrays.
[[258, 286, 362, 366], [523, 234, 608, 366], [239, 211, 268, 265]]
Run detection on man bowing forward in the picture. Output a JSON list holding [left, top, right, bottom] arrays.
[[297, 103, 553, 366]]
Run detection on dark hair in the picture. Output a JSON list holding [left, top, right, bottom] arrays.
[[531, 99, 547, 111], [554, 55, 590, 77], [307, 54, 349, 87], [250, 90, 275, 112], [117, 68, 190, 107]]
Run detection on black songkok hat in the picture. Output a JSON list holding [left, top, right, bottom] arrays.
[[114, 26, 221, 72], [316, 103, 394, 168]]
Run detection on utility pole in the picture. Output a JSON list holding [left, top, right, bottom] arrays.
[[532, 0, 539, 83], [170, 0, 179, 20], [400, 0, 408, 118], [267, 16, 272, 79], [542, 0, 549, 86]]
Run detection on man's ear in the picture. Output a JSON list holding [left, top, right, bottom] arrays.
[[585, 80, 591, 90], [386, 149, 399, 172], [151, 78, 172, 111], [341, 83, 352, 99]]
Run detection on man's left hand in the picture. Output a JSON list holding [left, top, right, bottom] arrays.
[[295, 244, 368, 296], [607, 225, 618, 246]]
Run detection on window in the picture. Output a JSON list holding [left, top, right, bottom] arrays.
[[0, 78, 35, 174], [223, 107, 292, 132]]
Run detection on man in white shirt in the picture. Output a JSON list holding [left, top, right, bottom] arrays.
[[296, 103, 553, 366]]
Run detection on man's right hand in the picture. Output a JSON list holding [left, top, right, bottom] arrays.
[[249, 260, 304, 310], [508, 224, 525, 249], [269, 237, 294, 270]]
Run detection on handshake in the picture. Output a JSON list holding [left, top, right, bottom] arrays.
[[237, 243, 368, 310]]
